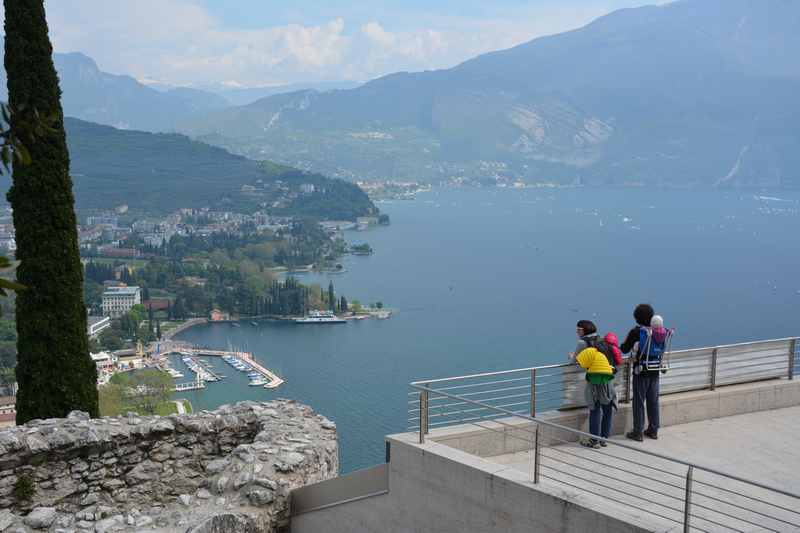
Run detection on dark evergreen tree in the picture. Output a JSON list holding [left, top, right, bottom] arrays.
[[328, 281, 335, 312], [5, 0, 98, 422], [340, 296, 348, 313], [155, 319, 162, 340]]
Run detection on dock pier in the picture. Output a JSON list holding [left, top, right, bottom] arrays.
[[157, 342, 284, 390]]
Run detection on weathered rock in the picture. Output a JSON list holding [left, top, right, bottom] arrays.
[[247, 488, 274, 506], [0, 509, 15, 530], [185, 513, 262, 533], [23, 506, 57, 529], [0, 401, 338, 533]]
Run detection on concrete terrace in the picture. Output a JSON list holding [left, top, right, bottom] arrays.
[[490, 405, 800, 532]]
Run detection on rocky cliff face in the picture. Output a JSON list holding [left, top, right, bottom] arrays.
[[0, 400, 338, 532]]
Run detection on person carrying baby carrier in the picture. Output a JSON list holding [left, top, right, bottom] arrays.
[[621, 305, 673, 442], [570, 320, 620, 448]]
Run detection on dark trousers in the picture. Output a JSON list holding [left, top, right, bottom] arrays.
[[589, 402, 613, 439], [632, 372, 660, 434]]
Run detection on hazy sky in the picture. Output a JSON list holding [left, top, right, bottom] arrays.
[[43, 0, 653, 88]]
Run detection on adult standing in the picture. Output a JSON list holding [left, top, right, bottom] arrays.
[[621, 304, 659, 441], [570, 320, 617, 448]]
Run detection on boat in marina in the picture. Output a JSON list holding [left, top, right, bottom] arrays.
[[165, 368, 184, 379], [295, 310, 347, 324]]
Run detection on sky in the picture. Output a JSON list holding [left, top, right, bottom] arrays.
[[42, 0, 654, 89]]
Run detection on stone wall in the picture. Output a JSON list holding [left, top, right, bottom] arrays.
[[0, 400, 338, 532]]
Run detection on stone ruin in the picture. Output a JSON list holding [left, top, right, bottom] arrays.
[[0, 400, 338, 532]]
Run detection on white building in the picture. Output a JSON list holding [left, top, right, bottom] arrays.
[[101, 286, 141, 318]]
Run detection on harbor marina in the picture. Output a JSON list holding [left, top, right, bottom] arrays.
[[154, 342, 285, 391]]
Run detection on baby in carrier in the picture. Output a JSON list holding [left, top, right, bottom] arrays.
[[634, 315, 671, 374]]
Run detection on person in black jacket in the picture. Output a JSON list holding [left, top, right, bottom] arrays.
[[621, 303, 660, 442]]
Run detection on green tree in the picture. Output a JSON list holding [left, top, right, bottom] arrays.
[[98, 328, 123, 351], [328, 281, 335, 312], [155, 319, 162, 340], [108, 369, 172, 415], [5, 0, 98, 423]]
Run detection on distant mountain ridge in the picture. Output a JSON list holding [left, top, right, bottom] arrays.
[[179, 0, 800, 188], [0, 53, 358, 131], [0, 53, 227, 131]]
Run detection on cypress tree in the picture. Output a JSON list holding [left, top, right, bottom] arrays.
[[328, 281, 335, 312], [5, 0, 98, 423]]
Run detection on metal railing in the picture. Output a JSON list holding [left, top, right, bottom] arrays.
[[408, 381, 800, 532], [408, 336, 798, 433], [406, 336, 800, 532]]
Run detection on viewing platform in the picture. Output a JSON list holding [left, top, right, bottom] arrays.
[[290, 336, 800, 533]]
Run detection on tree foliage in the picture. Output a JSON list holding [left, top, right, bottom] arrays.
[[5, 0, 98, 422], [104, 369, 173, 416]]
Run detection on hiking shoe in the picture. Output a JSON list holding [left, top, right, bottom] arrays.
[[626, 431, 643, 442], [580, 438, 601, 449], [598, 439, 608, 447], [644, 429, 658, 440]]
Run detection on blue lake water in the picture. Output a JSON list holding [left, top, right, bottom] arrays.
[[174, 187, 800, 472]]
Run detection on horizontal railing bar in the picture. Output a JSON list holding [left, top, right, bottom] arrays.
[[691, 478, 800, 517], [410, 383, 800, 501], [538, 464, 688, 517], [689, 486, 800, 529], [410, 337, 799, 386], [431, 376, 532, 392], [439, 391, 532, 407], [685, 495, 782, 532], [452, 384, 531, 399], [428, 408, 537, 430], [542, 440, 686, 484], [536, 472, 694, 531], [539, 451, 686, 503], [410, 362, 574, 385]]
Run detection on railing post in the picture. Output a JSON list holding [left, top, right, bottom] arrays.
[[419, 387, 429, 444], [683, 466, 694, 533], [710, 348, 718, 391], [533, 424, 541, 484], [789, 339, 797, 380], [530, 368, 537, 417], [623, 359, 632, 403]]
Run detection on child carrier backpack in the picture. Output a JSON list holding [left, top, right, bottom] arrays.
[[584, 337, 618, 374], [638, 326, 674, 372]]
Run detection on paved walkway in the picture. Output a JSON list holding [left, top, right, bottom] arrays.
[[173, 400, 187, 414], [488, 406, 800, 532]]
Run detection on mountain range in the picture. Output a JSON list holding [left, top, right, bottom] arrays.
[[178, 0, 800, 188], [0, 53, 358, 131]]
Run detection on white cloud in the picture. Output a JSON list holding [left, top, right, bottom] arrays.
[[41, 0, 621, 87]]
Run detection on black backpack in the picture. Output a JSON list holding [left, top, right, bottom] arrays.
[[584, 337, 618, 374]]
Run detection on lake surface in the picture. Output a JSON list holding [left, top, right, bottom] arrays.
[[175, 187, 800, 472]]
